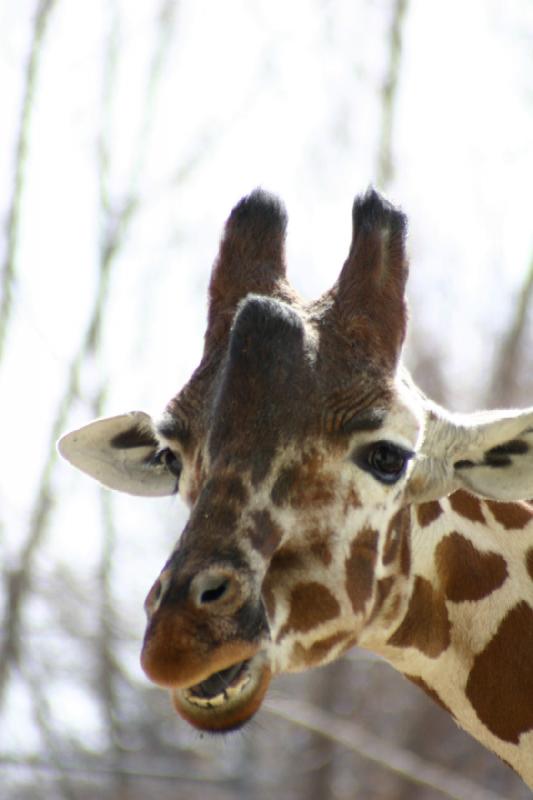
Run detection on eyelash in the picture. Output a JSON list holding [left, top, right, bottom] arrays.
[[153, 447, 182, 479]]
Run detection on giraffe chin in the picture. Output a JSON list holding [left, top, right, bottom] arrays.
[[171, 654, 271, 733]]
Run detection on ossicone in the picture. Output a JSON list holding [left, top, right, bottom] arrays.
[[331, 187, 409, 370], [207, 189, 289, 340]]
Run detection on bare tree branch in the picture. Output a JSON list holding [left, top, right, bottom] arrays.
[[0, 0, 59, 365], [378, 0, 449, 405], [129, 0, 181, 198], [92, 8, 182, 795], [0, 3, 60, 690], [0, 1, 181, 715], [303, 660, 349, 800], [376, 0, 409, 190], [264, 696, 505, 800], [0, 261, 108, 705], [0, 755, 234, 785], [21, 662, 78, 800], [92, 12, 129, 796], [489, 250, 533, 406]]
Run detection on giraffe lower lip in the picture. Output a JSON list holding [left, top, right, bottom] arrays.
[[173, 653, 271, 729]]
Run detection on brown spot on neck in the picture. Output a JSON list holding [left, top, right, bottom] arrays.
[[449, 490, 486, 524], [291, 631, 352, 668], [466, 602, 533, 743], [416, 500, 443, 528], [383, 507, 411, 575], [388, 576, 451, 658], [486, 500, 533, 531], [261, 545, 301, 623], [435, 532, 508, 602], [345, 528, 379, 614]]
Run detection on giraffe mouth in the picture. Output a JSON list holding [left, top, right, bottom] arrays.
[[172, 653, 271, 732], [185, 660, 251, 704]]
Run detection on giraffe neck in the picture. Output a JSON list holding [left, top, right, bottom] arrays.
[[368, 490, 533, 783]]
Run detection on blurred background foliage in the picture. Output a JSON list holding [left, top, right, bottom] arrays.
[[1, 0, 532, 797]]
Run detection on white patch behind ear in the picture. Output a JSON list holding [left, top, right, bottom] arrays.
[[57, 411, 177, 497], [407, 406, 533, 503]]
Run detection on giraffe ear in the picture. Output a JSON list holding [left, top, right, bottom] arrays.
[[406, 407, 533, 503], [57, 411, 178, 497]]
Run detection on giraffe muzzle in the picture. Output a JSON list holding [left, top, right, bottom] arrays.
[[140, 559, 271, 731]]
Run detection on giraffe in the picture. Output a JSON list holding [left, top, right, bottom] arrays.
[[58, 188, 533, 786]]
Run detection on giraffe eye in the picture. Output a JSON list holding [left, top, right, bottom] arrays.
[[154, 447, 182, 479], [356, 441, 413, 484]]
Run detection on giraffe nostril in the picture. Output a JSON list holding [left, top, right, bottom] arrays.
[[145, 578, 163, 615], [192, 570, 241, 610], [144, 569, 172, 616], [200, 579, 230, 605]]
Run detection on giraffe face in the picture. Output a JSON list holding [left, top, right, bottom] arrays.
[[59, 188, 416, 732], [139, 289, 422, 731]]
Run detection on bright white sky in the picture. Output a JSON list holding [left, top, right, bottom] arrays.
[[0, 0, 532, 753]]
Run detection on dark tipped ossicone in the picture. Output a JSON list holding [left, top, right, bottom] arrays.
[[207, 188, 290, 342], [331, 187, 409, 370], [351, 186, 407, 240], [227, 188, 288, 242]]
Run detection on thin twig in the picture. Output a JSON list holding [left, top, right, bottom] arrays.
[[0, 0, 59, 364], [128, 0, 180, 199], [376, 0, 409, 190], [0, 1, 60, 689], [20, 662, 78, 800], [0, 302, 93, 704], [93, 6, 181, 790], [489, 250, 533, 406], [0, 755, 234, 785], [263, 696, 507, 800], [0, 115, 115, 713], [92, 11, 128, 795]]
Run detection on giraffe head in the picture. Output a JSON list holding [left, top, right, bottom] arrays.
[[59, 189, 533, 734]]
